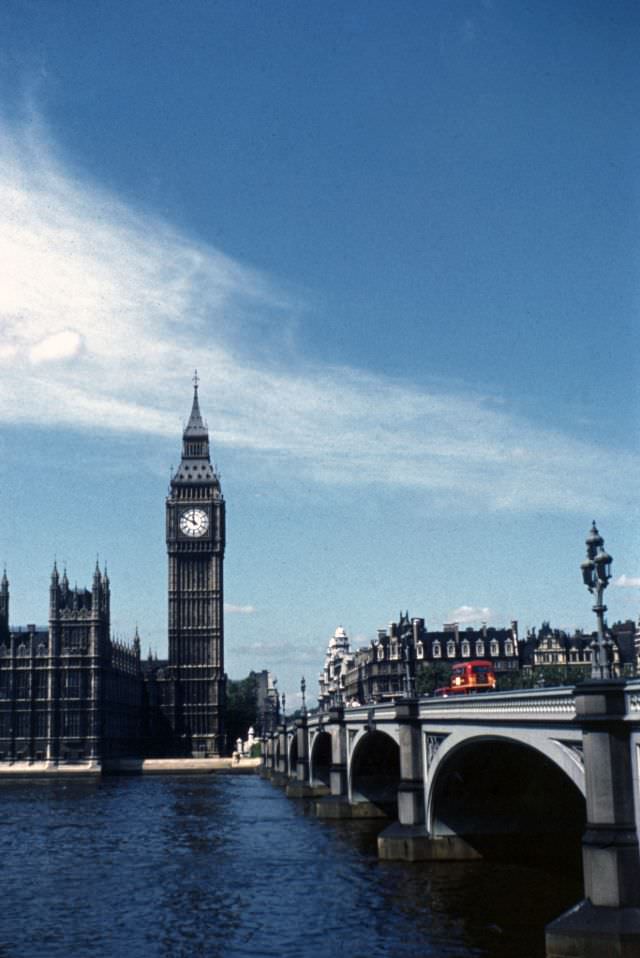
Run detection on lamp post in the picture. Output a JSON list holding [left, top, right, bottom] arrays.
[[300, 676, 307, 716], [581, 520, 614, 680], [402, 636, 415, 698]]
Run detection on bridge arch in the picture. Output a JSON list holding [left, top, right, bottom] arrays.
[[310, 730, 331, 787], [426, 732, 586, 864], [349, 729, 400, 814]]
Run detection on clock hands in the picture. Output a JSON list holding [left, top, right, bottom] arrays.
[[179, 508, 208, 537]]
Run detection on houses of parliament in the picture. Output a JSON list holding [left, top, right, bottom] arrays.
[[0, 379, 227, 764]]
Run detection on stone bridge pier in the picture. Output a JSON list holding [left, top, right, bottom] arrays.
[[546, 681, 640, 957], [285, 715, 329, 798], [314, 706, 361, 817]]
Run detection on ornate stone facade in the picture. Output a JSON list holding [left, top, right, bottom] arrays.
[[0, 564, 142, 764]]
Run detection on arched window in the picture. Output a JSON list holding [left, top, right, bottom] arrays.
[[490, 640, 499, 657], [377, 645, 385, 661], [17, 643, 27, 657], [505, 640, 514, 656], [432, 641, 441, 658], [461, 640, 470, 657], [475, 640, 484, 656], [390, 641, 399, 660], [416, 641, 424, 660], [446, 640, 456, 658]]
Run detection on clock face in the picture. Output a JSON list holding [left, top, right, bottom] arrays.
[[179, 507, 209, 538]]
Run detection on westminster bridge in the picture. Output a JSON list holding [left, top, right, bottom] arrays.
[[262, 680, 640, 957]]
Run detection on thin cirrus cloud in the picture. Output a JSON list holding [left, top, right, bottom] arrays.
[[224, 604, 257, 615], [0, 113, 637, 515], [613, 576, 640, 589], [448, 605, 493, 625]]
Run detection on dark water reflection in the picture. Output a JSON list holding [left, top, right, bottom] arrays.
[[0, 775, 581, 958]]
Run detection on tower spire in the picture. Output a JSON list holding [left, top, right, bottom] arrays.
[[178, 372, 213, 469], [185, 377, 205, 434]]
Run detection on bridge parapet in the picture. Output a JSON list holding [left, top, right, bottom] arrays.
[[418, 687, 575, 722], [625, 678, 640, 717]]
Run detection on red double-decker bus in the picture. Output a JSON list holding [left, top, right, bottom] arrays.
[[434, 659, 496, 697]]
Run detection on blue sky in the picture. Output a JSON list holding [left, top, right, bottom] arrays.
[[0, 0, 638, 706]]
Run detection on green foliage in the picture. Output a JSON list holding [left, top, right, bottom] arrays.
[[498, 666, 588, 690], [226, 672, 258, 751], [416, 663, 593, 697], [415, 662, 452, 696], [528, 666, 588, 688], [494, 671, 528, 691]]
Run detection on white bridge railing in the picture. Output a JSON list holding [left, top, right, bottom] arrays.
[[307, 680, 640, 726]]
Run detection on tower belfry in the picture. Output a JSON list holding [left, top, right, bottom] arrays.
[[166, 375, 226, 756]]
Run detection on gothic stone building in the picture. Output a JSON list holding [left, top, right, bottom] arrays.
[[0, 564, 142, 764], [0, 380, 227, 766]]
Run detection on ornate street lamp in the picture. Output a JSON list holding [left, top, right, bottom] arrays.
[[403, 636, 415, 698], [300, 676, 307, 716], [581, 521, 614, 680]]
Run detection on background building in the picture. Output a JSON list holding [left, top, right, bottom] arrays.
[[318, 611, 640, 706], [318, 613, 520, 707]]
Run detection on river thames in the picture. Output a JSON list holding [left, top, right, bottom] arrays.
[[0, 774, 582, 957]]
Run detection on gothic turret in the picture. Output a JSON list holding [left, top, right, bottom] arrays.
[[0, 568, 9, 641], [101, 566, 110, 617], [92, 559, 102, 606], [49, 561, 60, 614]]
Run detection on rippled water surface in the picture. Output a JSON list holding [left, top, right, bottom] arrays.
[[0, 774, 582, 957]]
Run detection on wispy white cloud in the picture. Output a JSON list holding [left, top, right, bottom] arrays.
[[0, 112, 637, 515], [29, 329, 84, 364], [233, 639, 319, 665], [448, 605, 492, 625], [224, 603, 257, 615], [613, 575, 640, 589]]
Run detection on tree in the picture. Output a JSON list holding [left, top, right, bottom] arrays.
[[497, 666, 587, 691], [226, 672, 258, 752], [415, 662, 452, 696]]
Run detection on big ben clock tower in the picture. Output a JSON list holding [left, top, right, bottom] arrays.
[[166, 374, 226, 756]]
